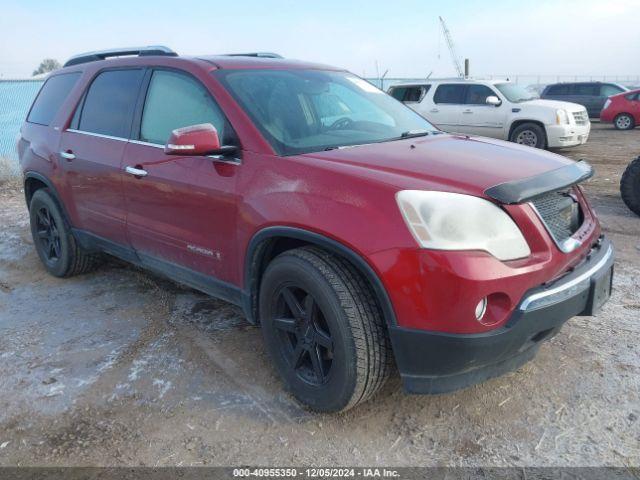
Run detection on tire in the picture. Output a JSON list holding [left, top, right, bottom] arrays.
[[614, 113, 635, 131], [29, 189, 101, 277], [259, 246, 390, 413], [509, 122, 547, 149], [621, 156, 640, 216]]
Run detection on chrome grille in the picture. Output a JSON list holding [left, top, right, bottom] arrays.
[[531, 189, 583, 243], [571, 111, 589, 125]]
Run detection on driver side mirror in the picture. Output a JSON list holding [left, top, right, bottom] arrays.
[[486, 95, 502, 107], [164, 123, 237, 156]]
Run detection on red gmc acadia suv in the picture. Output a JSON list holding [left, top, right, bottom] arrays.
[[19, 47, 614, 412]]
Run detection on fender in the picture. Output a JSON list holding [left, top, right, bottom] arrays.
[[23, 171, 74, 228], [244, 226, 398, 327]]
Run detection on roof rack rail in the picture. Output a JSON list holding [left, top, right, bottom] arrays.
[[63, 46, 177, 67], [223, 52, 283, 59]]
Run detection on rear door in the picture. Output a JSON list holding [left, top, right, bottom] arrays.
[[572, 84, 600, 117], [59, 68, 145, 245], [428, 84, 467, 133], [121, 68, 240, 283]]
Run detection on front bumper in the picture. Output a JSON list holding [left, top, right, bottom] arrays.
[[546, 122, 591, 148], [389, 237, 614, 394]]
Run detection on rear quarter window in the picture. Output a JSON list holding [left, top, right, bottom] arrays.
[[389, 85, 430, 103], [27, 72, 81, 126]]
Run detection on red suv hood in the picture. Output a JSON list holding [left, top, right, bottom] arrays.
[[299, 133, 575, 198]]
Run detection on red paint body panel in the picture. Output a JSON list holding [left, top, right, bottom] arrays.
[[19, 54, 603, 337], [600, 88, 640, 124], [122, 142, 240, 283]]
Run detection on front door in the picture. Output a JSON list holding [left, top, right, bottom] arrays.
[[59, 68, 145, 245], [122, 69, 240, 284], [457, 84, 506, 138]]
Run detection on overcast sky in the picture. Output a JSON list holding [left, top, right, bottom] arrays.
[[1, 0, 638, 78]]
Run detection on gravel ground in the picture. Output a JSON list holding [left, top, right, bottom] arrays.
[[0, 123, 638, 467]]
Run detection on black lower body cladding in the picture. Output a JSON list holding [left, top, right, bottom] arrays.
[[389, 237, 614, 395]]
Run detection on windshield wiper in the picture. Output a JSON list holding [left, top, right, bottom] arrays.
[[400, 130, 430, 139]]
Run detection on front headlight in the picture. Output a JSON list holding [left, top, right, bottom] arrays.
[[603, 99, 611, 110], [396, 191, 531, 261], [556, 109, 570, 125]]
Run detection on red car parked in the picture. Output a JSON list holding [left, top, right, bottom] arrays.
[[19, 47, 614, 412], [600, 89, 640, 130]]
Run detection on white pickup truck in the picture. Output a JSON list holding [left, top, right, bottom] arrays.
[[388, 79, 590, 149]]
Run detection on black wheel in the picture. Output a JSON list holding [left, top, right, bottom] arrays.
[[510, 122, 547, 149], [621, 156, 640, 216], [29, 189, 101, 277], [614, 113, 635, 131], [259, 247, 390, 413]]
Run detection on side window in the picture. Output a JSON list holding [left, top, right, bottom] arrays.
[[27, 72, 81, 126], [78, 69, 144, 138], [389, 86, 429, 103], [573, 84, 598, 96], [546, 84, 569, 95], [405, 85, 430, 102], [389, 87, 407, 101], [601, 84, 624, 97], [433, 84, 467, 104], [140, 70, 227, 145], [465, 85, 496, 105]]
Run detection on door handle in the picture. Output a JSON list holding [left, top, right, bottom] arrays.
[[60, 151, 75, 161], [430, 108, 439, 113], [125, 166, 148, 177], [463, 109, 473, 114]]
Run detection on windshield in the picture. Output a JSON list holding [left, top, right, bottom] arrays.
[[215, 69, 438, 155], [495, 83, 538, 103]]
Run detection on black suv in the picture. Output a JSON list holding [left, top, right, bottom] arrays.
[[541, 82, 628, 118]]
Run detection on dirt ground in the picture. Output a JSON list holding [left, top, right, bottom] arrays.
[[0, 123, 638, 467]]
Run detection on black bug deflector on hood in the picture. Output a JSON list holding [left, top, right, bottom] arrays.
[[485, 160, 593, 204]]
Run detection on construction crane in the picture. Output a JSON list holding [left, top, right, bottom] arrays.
[[438, 16, 464, 78]]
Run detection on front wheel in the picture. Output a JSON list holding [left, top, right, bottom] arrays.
[[614, 113, 635, 131], [621, 156, 640, 216], [510, 123, 547, 149], [259, 247, 390, 413]]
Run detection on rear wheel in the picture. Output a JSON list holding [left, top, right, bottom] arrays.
[[259, 246, 390, 412], [614, 113, 635, 130], [29, 189, 101, 277], [621, 156, 640, 216], [510, 122, 547, 149]]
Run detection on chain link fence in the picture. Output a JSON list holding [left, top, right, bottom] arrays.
[[0, 79, 43, 181]]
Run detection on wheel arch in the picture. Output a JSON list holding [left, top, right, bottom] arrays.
[[243, 226, 397, 328], [24, 172, 72, 227], [508, 119, 547, 145], [615, 112, 636, 127]]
